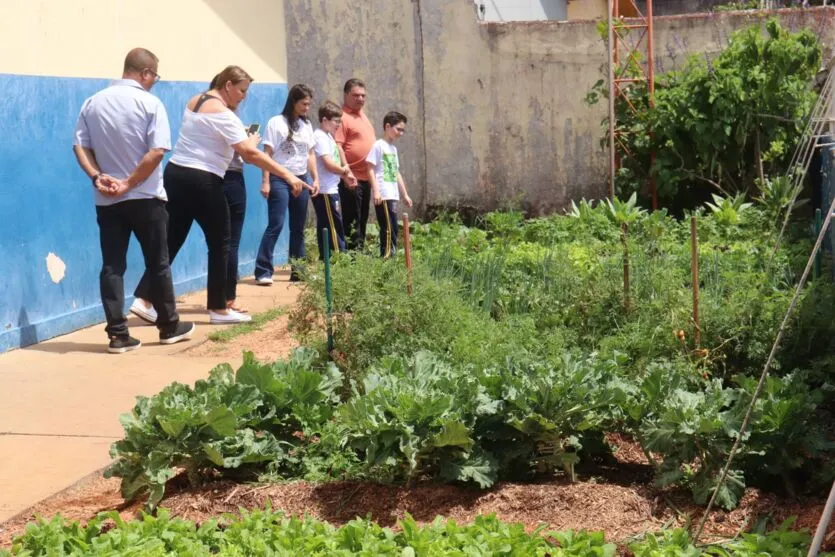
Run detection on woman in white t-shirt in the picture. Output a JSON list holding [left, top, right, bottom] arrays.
[[208, 73, 249, 315], [133, 65, 305, 324], [255, 84, 319, 284]]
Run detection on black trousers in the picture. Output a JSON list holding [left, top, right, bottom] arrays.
[[135, 163, 230, 310], [223, 169, 246, 302], [338, 179, 371, 251], [96, 198, 179, 337], [375, 200, 399, 258], [312, 192, 347, 259]]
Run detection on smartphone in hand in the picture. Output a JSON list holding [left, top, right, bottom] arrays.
[[246, 123, 261, 135]]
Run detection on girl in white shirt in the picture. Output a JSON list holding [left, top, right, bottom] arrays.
[[133, 65, 304, 324], [255, 84, 319, 284]]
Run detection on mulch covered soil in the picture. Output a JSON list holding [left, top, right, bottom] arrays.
[[3, 436, 834, 551], [140, 478, 835, 549]]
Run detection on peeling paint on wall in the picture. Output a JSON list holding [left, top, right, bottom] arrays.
[[0, 75, 289, 353], [45, 252, 66, 284]]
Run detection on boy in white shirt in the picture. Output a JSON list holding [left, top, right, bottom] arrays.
[[366, 111, 412, 258], [312, 101, 351, 258]]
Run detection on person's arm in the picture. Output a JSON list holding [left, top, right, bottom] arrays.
[[72, 145, 101, 181], [365, 143, 383, 205], [313, 132, 346, 176], [72, 145, 122, 195], [73, 105, 123, 195], [259, 141, 272, 198], [336, 144, 349, 169], [125, 148, 166, 188], [320, 153, 349, 175], [397, 171, 412, 208], [367, 161, 382, 205], [98, 147, 166, 197], [120, 101, 171, 192], [307, 150, 319, 196], [233, 138, 303, 194], [335, 133, 357, 188]]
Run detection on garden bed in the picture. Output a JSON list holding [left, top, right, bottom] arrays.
[[3, 461, 834, 552], [4, 204, 835, 555], [2, 426, 833, 551]]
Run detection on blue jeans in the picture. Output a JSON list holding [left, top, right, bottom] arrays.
[[255, 173, 310, 279], [223, 170, 246, 301]]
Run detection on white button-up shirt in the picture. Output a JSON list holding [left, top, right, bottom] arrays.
[[73, 79, 171, 206]]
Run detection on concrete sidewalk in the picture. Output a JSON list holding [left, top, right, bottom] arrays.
[[0, 273, 299, 522]]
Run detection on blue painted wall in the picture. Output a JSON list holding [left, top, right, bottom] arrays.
[[0, 74, 289, 352]]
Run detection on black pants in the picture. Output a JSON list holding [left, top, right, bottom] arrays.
[[223, 169, 246, 302], [312, 193, 347, 259], [338, 179, 371, 251], [375, 200, 399, 258], [135, 163, 230, 310], [96, 198, 179, 337]]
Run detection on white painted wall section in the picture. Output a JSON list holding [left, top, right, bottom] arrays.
[[476, 0, 567, 21]]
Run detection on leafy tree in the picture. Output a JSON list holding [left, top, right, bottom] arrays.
[[588, 19, 821, 213]]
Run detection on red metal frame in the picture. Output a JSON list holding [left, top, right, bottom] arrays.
[[610, 0, 657, 209]]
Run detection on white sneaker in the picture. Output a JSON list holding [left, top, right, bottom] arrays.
[[255, 276, 274, 286], [209, 310, 253, 324], [130, 299, 158, 324]]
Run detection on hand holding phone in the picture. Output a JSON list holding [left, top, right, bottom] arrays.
[[246, 123, 261, 135]]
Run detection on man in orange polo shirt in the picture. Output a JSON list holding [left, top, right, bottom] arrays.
[[335, 78, 376, 250]]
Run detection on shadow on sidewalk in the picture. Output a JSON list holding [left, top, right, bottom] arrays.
[[22, 341, 108, 355]]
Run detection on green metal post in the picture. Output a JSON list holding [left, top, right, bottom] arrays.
[[815, 209, 822, 280], [323, 228, 334, 353]]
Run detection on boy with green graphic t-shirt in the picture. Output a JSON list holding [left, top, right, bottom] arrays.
[[366, 111, 412, 258]]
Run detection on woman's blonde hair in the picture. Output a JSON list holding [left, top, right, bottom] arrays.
[[209, 65, 254, 90]]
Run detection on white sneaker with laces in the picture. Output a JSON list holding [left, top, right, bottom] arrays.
[[209, 310, 253, 324], [130, 299, 158, 324], [256, 276, 274, 286]]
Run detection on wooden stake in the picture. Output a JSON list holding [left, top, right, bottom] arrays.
[[691, 216, 701, 348], [323, 228, 334, 354], [622, 222, 631, 312], [755, 126, 765, 192], [403, 213, 413, 295], [607, 0, 616, 200], [807, 480, 835, 557]]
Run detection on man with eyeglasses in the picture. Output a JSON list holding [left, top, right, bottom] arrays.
[[72, 47, 194, 354]]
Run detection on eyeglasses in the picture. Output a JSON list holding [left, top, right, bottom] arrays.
[[143, 68, 161, 83]]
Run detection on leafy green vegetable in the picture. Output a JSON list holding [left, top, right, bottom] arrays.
[[106, 349, 344, 509], [1, 510, 613, 556], [107, 201, 835, 511], [5, 510, 830, 557]]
